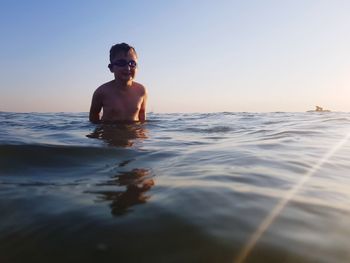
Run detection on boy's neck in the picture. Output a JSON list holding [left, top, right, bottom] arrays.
[[114, 78, 133, 90]]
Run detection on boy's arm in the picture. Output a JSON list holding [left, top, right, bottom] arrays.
[[138, 90, 147, 122], [89, 90, 102, 124]]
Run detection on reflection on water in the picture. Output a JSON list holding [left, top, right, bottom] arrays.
[[86, 123, 148, 147], [88, 169, 154, 216], [86, 123, 152, 215]]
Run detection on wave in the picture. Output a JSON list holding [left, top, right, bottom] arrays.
[[0, 144, 139, 176], [185, 126, 233, 134]]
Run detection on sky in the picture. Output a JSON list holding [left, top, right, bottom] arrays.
[[0, 0, 349, 113]]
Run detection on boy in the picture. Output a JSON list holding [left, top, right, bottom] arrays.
[[89, 43, 147, 123]]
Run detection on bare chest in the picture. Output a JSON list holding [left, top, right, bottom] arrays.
[[102, 90, 142, 120]]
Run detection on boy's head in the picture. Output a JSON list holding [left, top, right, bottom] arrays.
[[109, 43, 137, 63], [108, 43, 138, 82]]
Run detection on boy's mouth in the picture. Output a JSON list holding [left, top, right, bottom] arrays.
[[120, 72, 133, 79]]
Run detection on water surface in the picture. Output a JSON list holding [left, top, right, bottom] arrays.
[[1, 111, 350, 263]]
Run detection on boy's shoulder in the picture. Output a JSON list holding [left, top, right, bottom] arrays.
[[97, 80, 114, 90], [132, 81, 147, 95], [94, 81, 114, 95]]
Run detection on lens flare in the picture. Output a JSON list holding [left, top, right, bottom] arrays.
[[235, 132, 350, 263]]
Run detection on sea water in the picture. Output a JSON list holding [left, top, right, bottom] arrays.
[[1, 111, 350, 263]]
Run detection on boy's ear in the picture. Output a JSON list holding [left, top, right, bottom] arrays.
[[108, 64, 113, 72]]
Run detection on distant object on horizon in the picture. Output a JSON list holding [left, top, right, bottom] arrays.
[[307, 105, 331, 112]]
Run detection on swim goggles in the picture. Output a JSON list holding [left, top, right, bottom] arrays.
[[110, 59, 137, 68]]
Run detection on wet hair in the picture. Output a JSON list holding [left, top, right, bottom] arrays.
[[109, 43, 137, 62]]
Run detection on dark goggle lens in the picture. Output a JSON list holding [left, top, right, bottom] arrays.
[[128, 60, 137, 68], [113, 60, 137, 68]]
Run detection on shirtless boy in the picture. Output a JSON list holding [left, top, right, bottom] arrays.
[[89, 43, 147, 123]]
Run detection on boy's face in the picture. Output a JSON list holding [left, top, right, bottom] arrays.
[[110, 51, 138, 82]]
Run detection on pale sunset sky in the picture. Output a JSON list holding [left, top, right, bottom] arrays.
[[0, 0, 349, 113]]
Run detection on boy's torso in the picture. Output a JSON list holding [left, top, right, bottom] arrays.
[[100, 81, 144, 122]]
